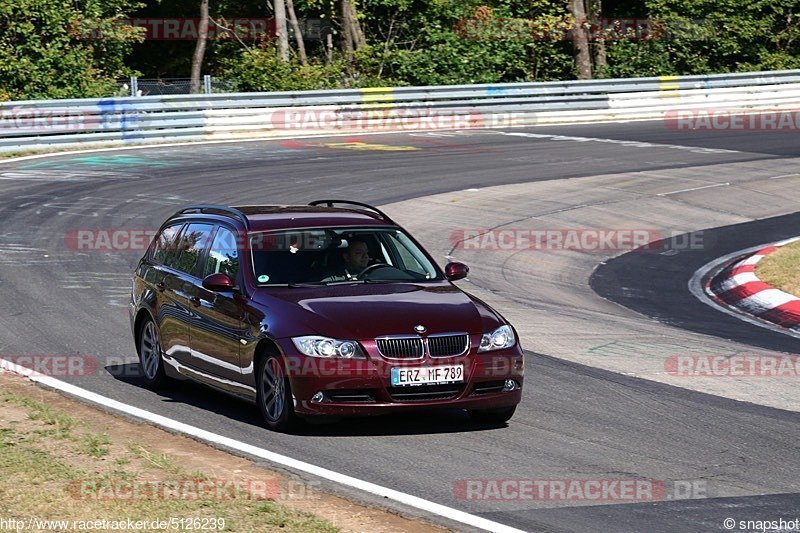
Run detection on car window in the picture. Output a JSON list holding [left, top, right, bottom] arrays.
[[173, 223, 214, 277], [383, 232, 428, 275], [205, 226, 239, 279], [250, 227, 440, 285], [153, 223, 184, 266]]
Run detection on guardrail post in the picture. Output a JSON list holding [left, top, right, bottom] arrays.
[[130, 76, 138, 97], [203, 75, 212, 95]]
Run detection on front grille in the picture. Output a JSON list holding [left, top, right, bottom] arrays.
[[376, 336, 424, 359], [387, 384, 463, 402], [428, 333, 469, 357]]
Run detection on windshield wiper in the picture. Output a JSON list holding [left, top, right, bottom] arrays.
[[288, 280, 367, 288]]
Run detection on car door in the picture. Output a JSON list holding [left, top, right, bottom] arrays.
[[147, 222, 192, 366], [189, 225, 248, 384], [165, 222, 215, 366]]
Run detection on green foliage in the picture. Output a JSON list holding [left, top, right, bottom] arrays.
[[0, 0, 143, 100], [4, 0, 800, 100], [221, 44, 351, 92]]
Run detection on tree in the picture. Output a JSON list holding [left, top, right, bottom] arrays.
[[274, 0, 290, 61], [567, 0, 593, 79], [0, 0, 144, 100], [286, 0, 308, 65], [189, 0, 210, 93]]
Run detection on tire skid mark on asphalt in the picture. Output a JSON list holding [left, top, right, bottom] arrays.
[[0, 170, 141, 181]]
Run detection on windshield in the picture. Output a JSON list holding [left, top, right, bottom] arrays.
[[249, 227, 442, 285]]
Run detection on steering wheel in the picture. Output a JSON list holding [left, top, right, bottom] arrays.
[[354, 263, 388, 278]]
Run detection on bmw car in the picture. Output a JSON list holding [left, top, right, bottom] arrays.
[[130, 200, 524, 431]]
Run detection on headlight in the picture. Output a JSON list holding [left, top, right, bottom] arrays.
[[478, 325, 516, 352], [292, 336, 365, 359]]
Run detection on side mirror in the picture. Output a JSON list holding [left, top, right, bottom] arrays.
[[202, 272, 236, 292], [445, 262, 469, 281]]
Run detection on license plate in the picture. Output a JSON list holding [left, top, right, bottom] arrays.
[[391, 364, 464, 386]]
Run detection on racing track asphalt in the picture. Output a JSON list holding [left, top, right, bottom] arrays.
[[0, 120, 799, 532]]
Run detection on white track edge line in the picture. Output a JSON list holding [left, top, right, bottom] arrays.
[[0, 357, 525, 533], [688, 239, 800, 341]]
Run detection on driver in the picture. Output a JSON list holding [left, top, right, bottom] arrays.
[[320, 238, 371, 282]]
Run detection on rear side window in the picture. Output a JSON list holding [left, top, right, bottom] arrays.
[[153, 223, 183, 266], [205, 227, 240, 279], [173, 223, 214, 277]]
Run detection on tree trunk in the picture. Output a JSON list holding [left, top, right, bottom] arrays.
[[189, 0, 209, 94], [285, 0, 307, 65], [347, 0, 366, 49], [274, 0, 289, 61], [567, 0, 593, 80], [588, 0, 607, 75], [340, 0, 354, 58]]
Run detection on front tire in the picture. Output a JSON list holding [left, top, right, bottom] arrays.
[[257, 355, 299, 432], [138, 319, 168, 389], [469, 405, 516, 424]]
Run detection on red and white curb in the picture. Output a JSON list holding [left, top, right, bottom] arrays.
[[690, 237, 800, 336]]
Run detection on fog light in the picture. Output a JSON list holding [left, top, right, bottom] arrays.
[[311, 392, 325, 403], [503, 380, 518, 392]]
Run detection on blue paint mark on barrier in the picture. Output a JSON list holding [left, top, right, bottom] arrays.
[[97, 98, 118, 131], [98, 98, 145, 142], [486, 87, 507, 96]]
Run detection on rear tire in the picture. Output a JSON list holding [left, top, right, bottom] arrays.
[[257, 355, 299, 432], [469, 406, 516, 424], [138, 319, 169, 390]]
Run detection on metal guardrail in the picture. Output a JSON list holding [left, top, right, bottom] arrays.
[[2, 70, 800, 154]]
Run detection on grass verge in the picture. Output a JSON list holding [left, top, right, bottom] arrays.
[[755, 240, 800, 297], [0, 385, 338, 533]]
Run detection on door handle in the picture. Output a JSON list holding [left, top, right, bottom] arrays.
[[190, 296, 201, 307], [155, 281, 166, 292]]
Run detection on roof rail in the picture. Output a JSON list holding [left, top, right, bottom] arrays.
[[172, 204, 250, 229], [308, 200, 394, 223]]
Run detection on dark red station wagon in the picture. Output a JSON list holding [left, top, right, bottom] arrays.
[[130, 200, 524, 431]]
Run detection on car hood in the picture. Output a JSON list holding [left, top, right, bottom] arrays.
[[260, 282, 504, 339]]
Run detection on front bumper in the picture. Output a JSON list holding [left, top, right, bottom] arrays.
[[276, 338, 524, 417]]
